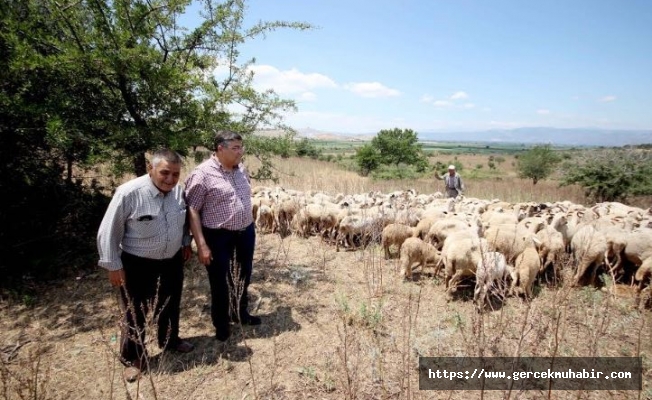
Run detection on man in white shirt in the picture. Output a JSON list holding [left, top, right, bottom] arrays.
[[436, 165, 465, 198], [97, 149, 194, 383]]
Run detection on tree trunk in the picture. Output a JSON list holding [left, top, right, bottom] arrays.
[[134, 152, 147, 176], [66, 157, 73, 184]]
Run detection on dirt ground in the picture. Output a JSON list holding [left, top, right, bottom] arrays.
[[1, 231, 651, 400]]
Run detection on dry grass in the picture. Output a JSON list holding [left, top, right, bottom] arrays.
[[2, 154, 650, 399]]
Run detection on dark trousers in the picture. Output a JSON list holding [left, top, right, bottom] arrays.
[[202, 223, 256, 331], [119, 250, 184, 364]]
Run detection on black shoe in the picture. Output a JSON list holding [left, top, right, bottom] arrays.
[[233, 313, 261, 326], [215, 325, 231, 342]]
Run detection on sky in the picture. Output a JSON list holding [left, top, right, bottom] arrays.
[[185, 0, 652, 134]]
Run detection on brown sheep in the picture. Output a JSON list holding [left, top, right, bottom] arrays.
[[511, 246, 542, 299], [399, 237, 442, 279], [381, 223, 416, 259]]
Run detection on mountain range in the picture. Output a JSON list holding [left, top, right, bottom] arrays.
[[293, 127, 651, 147]]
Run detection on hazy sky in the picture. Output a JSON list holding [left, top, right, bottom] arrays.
[[186, 0, 652, 133]]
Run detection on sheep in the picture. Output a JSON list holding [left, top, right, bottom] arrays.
[[481, 210, 518, 232], [413, 216, 440, 240], [622, 229, 652, 306], [570, 224, 608, 287], [473, 251, 511, 310], [273, 198, 302, 236], [296, 203, 339, 238], [441, 232, 486, 296], [255, 204, 274, 233], [510, 246, 542, 299], [381, 223, 415, 259], [399, 237, 442, 279], [516, 217, 547, 234], [335, 215, 379, 251], [535, 226, 565, 283], [484, 223, 541, 264], [425, 218, 474, 249]]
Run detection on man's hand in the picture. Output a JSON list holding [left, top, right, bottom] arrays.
[[182, 245, 192, 262], [108, 269, 125, 287], [197, 243, 213, 266]]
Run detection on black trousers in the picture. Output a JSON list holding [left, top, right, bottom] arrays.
[[119, 250, 184, 364], [202, 223, 256, 331]]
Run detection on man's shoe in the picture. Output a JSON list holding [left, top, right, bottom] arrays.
[[123, 359, 145, 383], [215, 325, 231, 342], [234, 313, 262, 326], [172, 339, 194, 353]]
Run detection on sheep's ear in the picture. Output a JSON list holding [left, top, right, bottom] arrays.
[[531, 237, 542, 248]]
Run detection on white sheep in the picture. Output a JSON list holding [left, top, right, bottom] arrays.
[[425, 218, 473, 249], [535, 226, 565, 282], [441, 232, 486, 296], [484, 223, 541, 264], [570, 224, 608, 287], [255, 204, 274, 233], [473, 251, 511, 310], [273, 198, 301, 236], [399, 237, 442, 279], [381, 223, 416, 259]]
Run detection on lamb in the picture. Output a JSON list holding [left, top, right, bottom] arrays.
[[473, 251, 511, 310], [399, 237, 442, 279], [381, 223, 416, 259], [510, 246, 542, 299]]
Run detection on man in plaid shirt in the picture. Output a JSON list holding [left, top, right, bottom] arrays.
[[185, 130, 261, 342]]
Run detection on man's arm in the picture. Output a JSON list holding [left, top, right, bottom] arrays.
[[188, 206, 212, 266], [434, 173, 445, 181], [97, 192, 127, 286]]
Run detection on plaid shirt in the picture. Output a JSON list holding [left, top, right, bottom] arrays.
[[97, 174, 190, 271], [184, 155, 253, 230]]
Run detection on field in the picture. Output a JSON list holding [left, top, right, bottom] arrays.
[[1, 149, 650, 400]]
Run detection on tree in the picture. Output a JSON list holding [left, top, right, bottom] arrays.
[[371, 128, 424, 167], [561, 149, 652, 202], [516, 144, 561, 184], [295, 138, 321, 159], [30, 0, 311, 175], [355, 144, 381, 176], [0, 0, 311, 287]]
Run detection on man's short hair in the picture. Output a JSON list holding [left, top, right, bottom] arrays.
[[151, 148, 183, 168], [213, 130, 243, 150]]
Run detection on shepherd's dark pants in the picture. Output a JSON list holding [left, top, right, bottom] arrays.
[[119, 250, 184, 364], [202, 223, 256, 332]]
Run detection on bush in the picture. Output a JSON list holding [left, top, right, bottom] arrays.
[[295, 138, 321, 159], [560, 149, 652, 202], [371, 164, 423, 180]]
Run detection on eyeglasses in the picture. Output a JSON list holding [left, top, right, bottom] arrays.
[[226, 145, 245, 152]]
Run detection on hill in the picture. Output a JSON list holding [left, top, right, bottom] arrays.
[[283, 127, 651, 147]]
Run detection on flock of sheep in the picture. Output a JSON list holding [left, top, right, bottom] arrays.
[[251, 186, 652, 311]]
